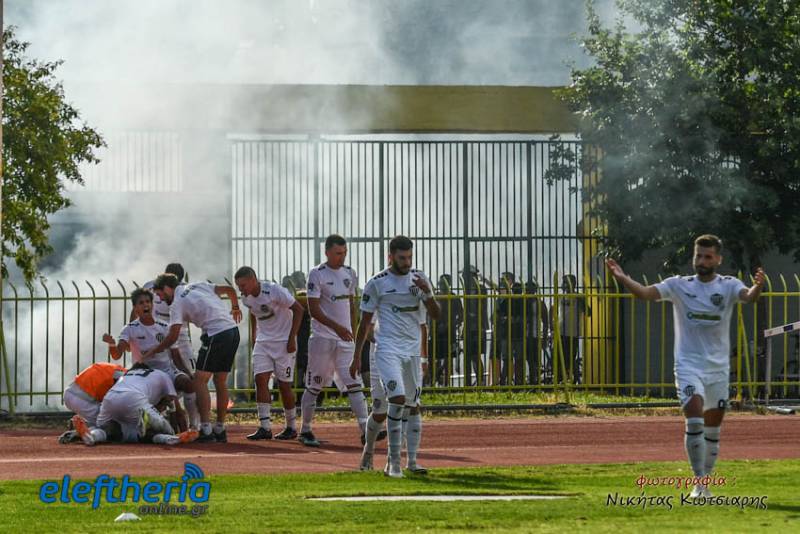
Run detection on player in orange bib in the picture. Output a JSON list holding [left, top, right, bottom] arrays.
[[59, 362, 127, 444]]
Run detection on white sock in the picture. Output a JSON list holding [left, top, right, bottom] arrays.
[[364, 414, 383, 454], [152, 433, 179, 445], [284, 407, 297, 430], [704, 426, 721, 475], [406, 411, 422, 466], [685, 417, 706, 477], [89, 428, 107, 443], [200, 422, 212, 435], [183, 393, 200, 429], [387, 403, 405, 465], [401, 406, 410, 451], [213, 421, 225, 434], [257, 402, 272, 430], [301, 390, 319, 433], [347, 388, 369, 434]]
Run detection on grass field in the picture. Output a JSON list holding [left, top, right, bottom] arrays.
[[2, 460, 798, 533]]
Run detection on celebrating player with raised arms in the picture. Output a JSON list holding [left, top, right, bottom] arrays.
[[606, 234, 764, 497]]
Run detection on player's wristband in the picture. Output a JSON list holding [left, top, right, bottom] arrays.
[[421, 292, 434, 302], [420, 357, 429, 363]]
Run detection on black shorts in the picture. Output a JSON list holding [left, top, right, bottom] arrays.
[[197, 327, 241, 373]]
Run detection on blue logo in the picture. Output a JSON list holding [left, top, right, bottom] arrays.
[[39, 462, 211, 510]]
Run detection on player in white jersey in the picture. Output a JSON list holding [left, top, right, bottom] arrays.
[[141, 263, 199, 430], [148, 274, 242, 443], [606, 234, 764, 498], [299, 234, 368, 447], [73, 362, 198, 446], [142, 263, 195, 372], [356, 314, 427, 472], [234, 266, 305, 440], [352, 235, 440, 478], [102, 288, 198, 432]]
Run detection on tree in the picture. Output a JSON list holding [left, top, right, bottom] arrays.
[[546, 0, 800, 272], [3, 27, 104, 281]]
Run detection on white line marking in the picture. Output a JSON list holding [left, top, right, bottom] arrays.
[[310, 495, 571, 502]]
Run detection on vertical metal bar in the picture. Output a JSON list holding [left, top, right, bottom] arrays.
[[313, 138, 321, 264]]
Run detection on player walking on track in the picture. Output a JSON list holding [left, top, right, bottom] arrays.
[[299, 234, 367, 447], [606, 234, 764, 497], [352, 235, 440, 478]]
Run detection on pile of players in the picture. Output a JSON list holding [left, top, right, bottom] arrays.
[[64, 235, 440, 478]]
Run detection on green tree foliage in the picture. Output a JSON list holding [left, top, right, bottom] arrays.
[[547, 0, 800, 271], [3, 27, 104, 280]]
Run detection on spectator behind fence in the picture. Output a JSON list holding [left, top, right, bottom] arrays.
[[524, 281, 549, 385], [429, 274, 463, 387], [554, 274, 589, 384], [495, 273, 515, 385], [462, 266, 489, 386], [283, 273, 311, 395]]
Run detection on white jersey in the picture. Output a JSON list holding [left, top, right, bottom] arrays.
[[111, 367, 176, 405], [361, 268, 430, 356], [654, 274, 746, 375], [306, 263, 358, 339], [118, 319, 174, 370], [169, 282, 237, 337], [241, 281, 297, 342], [143, 280, 191, 344]]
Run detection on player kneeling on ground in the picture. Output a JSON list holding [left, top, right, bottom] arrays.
[[59, 362, 127, 444], [73, 362, 197, 446], [352, 235, 440, 478], [606, 234, 764, 498], [235, 266, 305, 440], [103, 288, 198, 432]]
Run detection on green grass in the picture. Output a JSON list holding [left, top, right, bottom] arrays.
[[2, 460, 798, 533]]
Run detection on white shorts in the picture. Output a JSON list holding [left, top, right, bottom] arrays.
[[675, 368, 728, 411], [369, 345, 387, 414], [253, 340, 296, 382], [96, 390, 149, 442], [306, 336, 363, 390], [375, 351, 421, 407], [63, 383, 101, 426]]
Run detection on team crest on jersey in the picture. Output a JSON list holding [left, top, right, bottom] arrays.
[[362, 294, 370, 303], [313, 375, 322, 384], [710, 293, 724, 307], [260, 305, 273, 314], [684, 384, 695, 397], [307, 283, 315, 291], [387, 380, 397, 391], [409, 286, 421, 297], [156, 333, 165, 342], [343, 278, 351, 288]]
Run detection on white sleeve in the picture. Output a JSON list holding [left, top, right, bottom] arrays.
[[169, 294, 185, 327], [274, 285, 296, 308], [360, 279, 379, 313], [118, 324, 133, 343], [653, 276, 675, 302], [161, 371, 177, 397], [307, 269, 321, 299]]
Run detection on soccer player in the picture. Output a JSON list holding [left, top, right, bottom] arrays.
[[147, 274, 242, 443], [103, 288, 198, 432], [59, 362, 126, 443], [352, 235, 440, 478], [235, 266, 305, 440], [299, 234, 367, 447], [73, 362, 197, 445], [605, 234, 764, 497], [354, 316, 427, 473], [142, 263, 199, 429]]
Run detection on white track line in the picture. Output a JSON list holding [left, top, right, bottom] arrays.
[[310, 495, 571, 502]]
